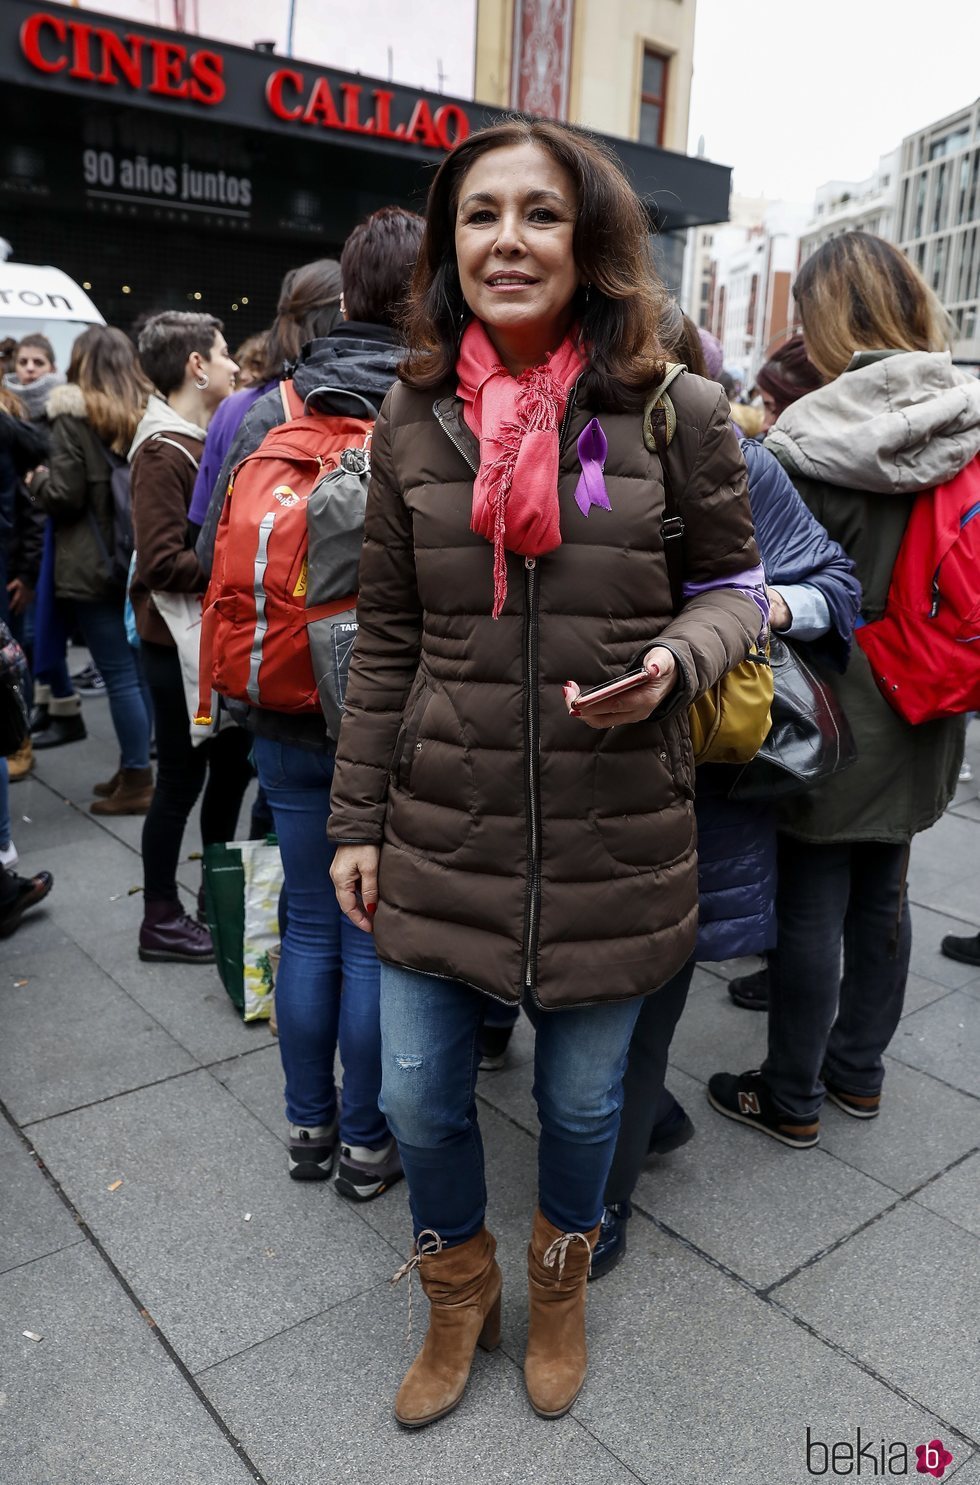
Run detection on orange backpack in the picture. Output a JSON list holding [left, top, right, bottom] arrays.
[[197, 380, 373, 722]]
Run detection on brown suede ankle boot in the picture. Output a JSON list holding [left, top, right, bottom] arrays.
[[524, 1209, 600, 1419], [90, 766, 154, 816], [392, 1227, 502, 1429]]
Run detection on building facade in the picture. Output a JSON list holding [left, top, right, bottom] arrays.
[[798, 150, 899, 263], [897, 98, 980, 362], [0, 0, 726, 339]]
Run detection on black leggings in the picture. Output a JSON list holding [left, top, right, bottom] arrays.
[[140, 639, 253, 904]]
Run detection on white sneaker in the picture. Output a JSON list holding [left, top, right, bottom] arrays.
[[0, 841, 18, 870]]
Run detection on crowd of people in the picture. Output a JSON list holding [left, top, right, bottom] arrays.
[[2, 115, 978, 1429]]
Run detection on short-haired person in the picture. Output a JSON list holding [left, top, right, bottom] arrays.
[[29, 327, 155, 813], [327, 119, 761, 1427], [200, 210, 423, 1200], [130, 311, 252, 962], [711, 233, 980, 1140]]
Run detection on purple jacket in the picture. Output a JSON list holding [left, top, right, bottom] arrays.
[[187, 380, 277, 527]]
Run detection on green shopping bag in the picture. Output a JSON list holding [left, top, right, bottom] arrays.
[[202, 837, 283, 1022]]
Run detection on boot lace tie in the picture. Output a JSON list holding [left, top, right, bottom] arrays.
[[390, 1228, 444, 1343], [542, 1230, 592, 1282]]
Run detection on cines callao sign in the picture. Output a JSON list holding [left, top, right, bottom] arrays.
[[18, 9, 471, 152]]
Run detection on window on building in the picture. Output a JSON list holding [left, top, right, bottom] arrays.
[[929, 127, 970, 160], [933, 162, 947, 233], [639, 48, 669, 147]]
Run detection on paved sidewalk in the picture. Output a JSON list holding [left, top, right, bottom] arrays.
[[1, 693, 978, 1485]]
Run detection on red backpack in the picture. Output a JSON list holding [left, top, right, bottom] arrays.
[[856, 455, 980, 723], [197, 381, 373, 721]]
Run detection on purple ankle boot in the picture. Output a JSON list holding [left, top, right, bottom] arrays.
[[139, 899, 216, 964]]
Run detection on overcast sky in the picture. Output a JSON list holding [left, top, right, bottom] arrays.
[[688, 0, 980, 203]]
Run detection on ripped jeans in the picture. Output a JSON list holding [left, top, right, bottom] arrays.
[[379, 964, 643, 1245]]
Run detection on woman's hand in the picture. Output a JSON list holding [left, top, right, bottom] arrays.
[[330, 843, 380, 933], [766, 585, 792, 632], [6, 579, 33, 615], [563, 646, 679, 730]]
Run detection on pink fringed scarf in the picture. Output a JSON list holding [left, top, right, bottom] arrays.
[[457, 320, 585, 619]]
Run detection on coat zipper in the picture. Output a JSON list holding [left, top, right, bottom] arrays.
[[433, 385, 579, 1000], [522, 381, 579, 996]]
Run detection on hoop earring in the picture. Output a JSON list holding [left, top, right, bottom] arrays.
[[195, 373, 210, 390], [585, 282, 592, 305]]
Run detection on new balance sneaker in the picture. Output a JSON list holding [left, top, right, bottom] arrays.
[[72, 663, 107, 697], [823, 1078, 881, 1120], [707, 1070, 819, 1148], [0, 841, 18, 871], [728, 965, 770, 1011], [288, 1121, 338, 1182], [335, 1136, 403, 1202], [940, 930, 980, 967]]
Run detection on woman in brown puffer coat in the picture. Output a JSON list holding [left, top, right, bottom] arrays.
[[328, 118, 763, 1428]]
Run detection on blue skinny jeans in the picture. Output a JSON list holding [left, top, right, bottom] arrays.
[[380, 964, 643, 1245], [72, 599, 152, 769], [251, 735, 387, 1148]]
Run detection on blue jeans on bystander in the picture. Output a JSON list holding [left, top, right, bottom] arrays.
[[73, 599, 152, 769], [251, 735, 388, 1148], [380, 963, 643, 1246]]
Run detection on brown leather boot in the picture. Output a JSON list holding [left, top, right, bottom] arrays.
[[93, 767, 122, 799], [524, 1209, 600, 1419], [90, 766, 154, 816], [7, 737, 34, 781], [393, 1227, 502, 1429]]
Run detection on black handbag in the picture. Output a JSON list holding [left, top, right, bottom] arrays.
[[0, 621, 29, 759], [728, 634, 857, 801]]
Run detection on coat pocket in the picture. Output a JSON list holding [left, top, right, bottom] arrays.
[[391, 679, 433, 793]]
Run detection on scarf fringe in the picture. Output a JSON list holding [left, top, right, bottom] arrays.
[[482, 371, 563, 619]]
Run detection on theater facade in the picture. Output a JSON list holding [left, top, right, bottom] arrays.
[[0, 1, 732, 338]]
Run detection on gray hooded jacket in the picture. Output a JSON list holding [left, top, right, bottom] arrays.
[[766, 350, 977, 844]]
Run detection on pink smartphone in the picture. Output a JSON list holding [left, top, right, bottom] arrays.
[[574, 668, 649, 708]]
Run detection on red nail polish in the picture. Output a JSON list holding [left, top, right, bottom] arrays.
[[366, 903, 377, 915], [570, 707, 582, 717]]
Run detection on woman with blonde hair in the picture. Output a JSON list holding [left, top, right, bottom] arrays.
[[30, 326, 156, 813], [327, 117, 762, 1426], [711, 232, 980, 1143]]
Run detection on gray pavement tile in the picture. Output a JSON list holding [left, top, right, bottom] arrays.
[[0, 1243, 256, 1485], [0, 943, 197, 1124], [888, 991, 980, 1097], [630, 1068, 897, 1290], [663, 968, 767, 1086], [198, 1280, 636, 1485], [7, 793, 98, 855], [817, 1056, 980, 1194], [27, 1070, 396, 1371], [579, 1213, 961, 1485], [89, 924, 265, 1064], [0, 1116, 83, 1276], [907, 906, 980, 990], [914, 1152, 980, 1241], [902, 972, 957, 1016], [210, 1044, 285, 1140], [775, 1203, 980, 1440], [948, 796, 980, 824], [948, 1451, 980, 1481]]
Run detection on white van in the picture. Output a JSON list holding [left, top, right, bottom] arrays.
[[0, 263, 105, 372]]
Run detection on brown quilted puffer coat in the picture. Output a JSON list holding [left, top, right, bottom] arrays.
[[328, 370, 761, 1010]]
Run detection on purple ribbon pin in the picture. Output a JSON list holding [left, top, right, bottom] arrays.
[[574, 417, 611, 517]]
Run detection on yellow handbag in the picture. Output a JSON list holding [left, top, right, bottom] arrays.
[[644, 368, 773, 766]]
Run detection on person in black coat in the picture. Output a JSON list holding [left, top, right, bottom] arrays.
[[591, 322, 861, 1278]]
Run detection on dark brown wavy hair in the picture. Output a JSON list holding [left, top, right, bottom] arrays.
[[260, 258, 343, 379], [400, 117, 667, 410]]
